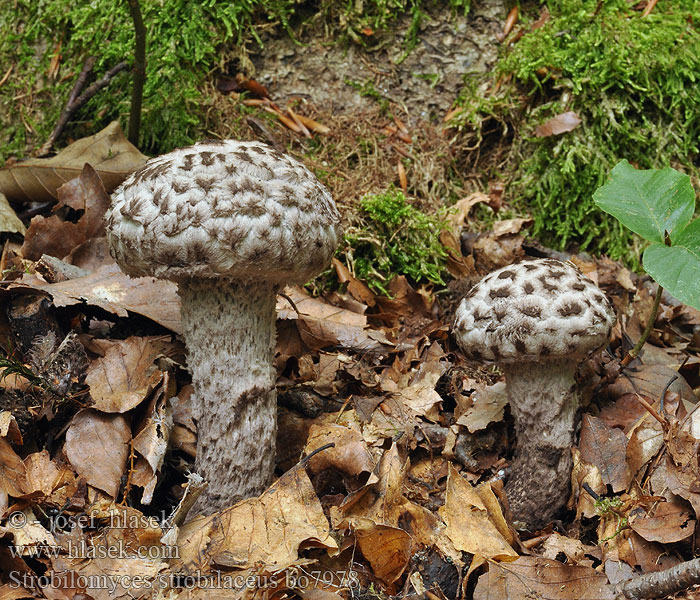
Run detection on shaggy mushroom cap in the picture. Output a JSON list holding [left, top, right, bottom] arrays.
[[453, 258, 615, 362], [106, 139, 340, 282]]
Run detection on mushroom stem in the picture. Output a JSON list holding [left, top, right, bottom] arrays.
[[501, 358, 578, 529], [179, 279, 278, 515]]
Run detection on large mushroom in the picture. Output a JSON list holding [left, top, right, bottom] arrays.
[[106, 140, 341, 515], [452, 258, 615, 529]]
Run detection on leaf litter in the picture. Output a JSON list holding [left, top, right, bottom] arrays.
[[0, 107, 698, 600]]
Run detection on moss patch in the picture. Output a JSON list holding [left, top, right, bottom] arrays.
[[451, 0, 700, 263]]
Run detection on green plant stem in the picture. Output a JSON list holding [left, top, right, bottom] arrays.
[[127, 0, 146, 146], [622, 284, 663, 367]]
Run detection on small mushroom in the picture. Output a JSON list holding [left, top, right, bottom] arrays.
[[106, 140, 341, 515], [452, 258, 615, 529]]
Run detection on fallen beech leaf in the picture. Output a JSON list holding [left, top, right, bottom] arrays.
[[13, 263, 181, 333], [439, 464, 517, 561], [578, 414, 631, 492], [534, 111, 582, 137], [630, 499, 695, 543], [474, 556, 615, 599], [65, 409, 130, 498], [21, 163, 110, 260], [542, 533, 592, 564], [85, 337, 166, 413], [353, 519, 412, 584], [0, 193, 25, 235], [174, 466, 337, 572], [305, 424, 377, 478], [0, 121, 148, 203], [0, 438, 27, 497]]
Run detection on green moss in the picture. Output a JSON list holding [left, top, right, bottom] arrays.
[[1, 0, 470, 163], [454, 0, 700, 263], [341, 188, 449, 295]]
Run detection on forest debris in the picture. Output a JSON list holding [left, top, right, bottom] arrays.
[[578, 414, 632, 492], [0, 121, 147, 203], [456, 381, 507, 433]]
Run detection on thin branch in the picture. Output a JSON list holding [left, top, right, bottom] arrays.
[[621, 284, 664, 368], [127, 0, 146, 146], [621, 556, 700, 599]]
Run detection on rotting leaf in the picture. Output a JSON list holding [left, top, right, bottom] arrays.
[[304, 424, 377, 479], [474, 556, 615, 600], [64, 409, 131, 498], [21, 162, 110, 261], [578, 414, 631, 493], [630, 498, 696, 543], [0, 121, 148, 203], [456, 381, 507, 433]]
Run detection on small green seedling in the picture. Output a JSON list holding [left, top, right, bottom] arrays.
[[594, 159, 700, 362]]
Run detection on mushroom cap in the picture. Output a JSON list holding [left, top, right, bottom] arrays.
[[106, 140, 341, 284], [453, 258, 616, 362]]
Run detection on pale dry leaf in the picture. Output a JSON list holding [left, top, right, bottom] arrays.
[[492, 218, 533, 236], [571, 448, 606, 520], [0, 121, 148, 203], [132, 394, 173, 504], [64, 409, 131, 498], [474, 556, 614, 600], [85, 336, 165, 413], [456, 381, 507, 433], [439, 464, 517, 561], [534, 111, 582, 137], [23, 450, 63, 497], [0, 193, 25, 235], [174, 466, 337, 573], [0, 438, 27, 497], [16, 263, 181, 333], [542, 533, 591, 564]]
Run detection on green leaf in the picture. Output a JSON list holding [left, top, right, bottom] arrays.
[[642, 218, 700, 312], [593, 160, 695, 244]]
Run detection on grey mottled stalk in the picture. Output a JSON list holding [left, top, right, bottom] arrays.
[[502, 358, 578, 530], [179, 279, 277, 515]]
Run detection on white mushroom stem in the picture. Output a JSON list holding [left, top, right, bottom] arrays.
[[178, 279, 278, 515], [501, 358, 579, 529]]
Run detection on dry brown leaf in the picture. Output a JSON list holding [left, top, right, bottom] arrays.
[[0, 438, 27, 497], [474, 556, 614, 600], [534, 111, 582, 137], [85, 337, 166, 413], [277, 286, 392, 352], [570, 448, 605, 520], [0, 121, 148, 203], [174, 466, 337, 573], [21, 163, 110, 260], [64, 409, 131, 498], [456, 381, 507, 433], [353, 519, 412, 584], [23, 450, 69, 498], [305, 424, 377, 478], [578, 414, 631, 493], [0, 584, 35, 600], [626, 416, 664, 477], [650, 455, 700, 520], [541, 533, 592, 564], [630, 498, 695, 543], [0, 193, 26, 235], [439, 464, 517, 561]]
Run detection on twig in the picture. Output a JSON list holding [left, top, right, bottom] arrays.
[[126, 0, 146, 146], [621, 284, 664, 368], [37, 57, 96, 156], [301, 443, 335, 466], [37, 60, 129, 157], [620, 556, 700, 599], [659, 374, 677, 417]]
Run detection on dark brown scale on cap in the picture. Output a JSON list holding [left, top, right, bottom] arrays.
[[180, 154, 195, 172], [490, 287, 512, 299], [538, 275, 559, 292], [520, 305, 542, 318], [200, 152, 215, 166], [523, 281, 535, 294], [514, 339, 527, 353], [558, 302, 583, 317], [498, 270, 516, 280]]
